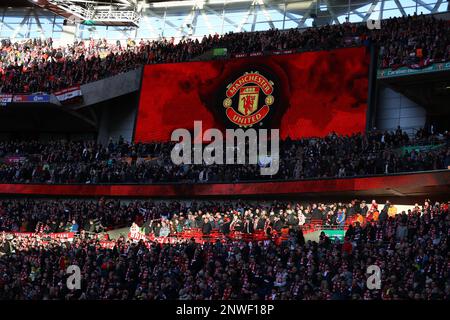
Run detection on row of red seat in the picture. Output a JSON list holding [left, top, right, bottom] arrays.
[[145, 223, 339, 245]]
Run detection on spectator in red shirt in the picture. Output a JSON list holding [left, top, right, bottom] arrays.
[[342, 236, 353, 255]]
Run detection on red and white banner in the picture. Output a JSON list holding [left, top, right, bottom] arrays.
[[127, 231, 147, 242], [8, 232, 34, 238], [127, 223, 192, 244], [6, 232, 75, 241], [48, 232, 75, 240], [99, 241, 117, 249], [3, 155, 27, 164], [54, 86, 83, 104], [234, 50, 294, 59], [147, 235, 184, 244]]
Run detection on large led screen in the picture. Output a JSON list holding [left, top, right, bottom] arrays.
[[134, 46, 370, 142]]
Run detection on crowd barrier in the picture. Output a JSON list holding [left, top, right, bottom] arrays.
[[1, 215, 390, 248], [128, 222, 347, 245]]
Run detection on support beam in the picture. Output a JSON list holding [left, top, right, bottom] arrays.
[[414, 0, 434, 12], [204, 5, 239, 29], [281, 11, 301, 26], [2, 23, 16, 33], [258, 0, 275, 29], [12, 10, 31, 39], [236, 1, 256, 32], [431, 0, 444, 13], [268, 1, 314, 28], [116, 0, 134, 7], [32, 9, 45, 38], [190, 7, 200, 35], [199, 9, 214, 35], [393, 0, 407, 17], [251, 4, 258, 32], [297, 12, 310, 28], [363, 0, 379, 22], [299, 2, 316, 27], [176, 5, 198, 37], [352, 10, 366, 19], [146, 9, 187, 35], [379, 0, 385, 20], [323, 0, 340, 24]]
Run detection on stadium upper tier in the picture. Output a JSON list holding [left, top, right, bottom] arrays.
[[0, 14, 449, 94], [0, 127, 448, 184]]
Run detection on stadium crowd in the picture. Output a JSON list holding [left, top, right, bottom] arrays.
[[1, 14, 449, 94], [0, 198, 447, 300], [378, 13, 450, 68], [0, 10, 448, 301], [0, 127, 448, 184]]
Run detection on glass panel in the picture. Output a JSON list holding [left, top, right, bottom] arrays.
[[3, 16, 25, 24], [221, 23, 235, 35], [194, 11, 215, 35], [51, 31, 61, 39], [1, 23, 16, 38], [138, 15, 163, 40], [283, 20, 299, 29], [53, 25, 63, 32]]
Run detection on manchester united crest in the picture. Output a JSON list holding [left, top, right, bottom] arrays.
[[223, 71, 275, 127]]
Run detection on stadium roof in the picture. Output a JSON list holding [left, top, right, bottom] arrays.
[[6, 1, 149, 26], [1, 1, 448, 40], [0, 0, 170, 7]]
